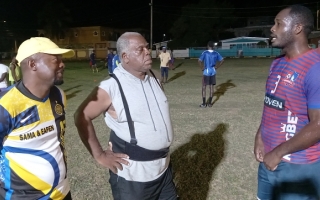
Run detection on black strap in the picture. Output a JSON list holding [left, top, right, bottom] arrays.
[[110, 73, 137, 145], [149, 69, 164, 91], [110, 130, 169, 161], [110, 71, 163, 145]]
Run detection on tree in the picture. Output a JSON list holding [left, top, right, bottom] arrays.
[[257, 41, 267, 48], [169, 0, 235, 48], [218, 31, 235, 40], [248, 30, 266, 37], [38, 1, 72, 40]]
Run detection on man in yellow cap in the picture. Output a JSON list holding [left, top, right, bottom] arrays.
[[0, 37, 74, 200]]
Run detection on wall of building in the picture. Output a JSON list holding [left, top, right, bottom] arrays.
[[189, 47, 282, 58], [309, 37, 320, 48], [38, 26, 125, 51], [221, 41, 268, 49]]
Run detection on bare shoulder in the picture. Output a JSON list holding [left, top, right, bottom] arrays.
[[76, 86, 112, 116]]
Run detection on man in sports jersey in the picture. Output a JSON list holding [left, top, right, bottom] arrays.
[[198, 41, 224, 108], [107, 50, 114, 74], [0, 37, 74, 200], [8, 54, 21, 86], [74, 32, 177, 200], [109, 53, 120, 74], [254, 5, 320, 200], [90, 50, 98, 73]]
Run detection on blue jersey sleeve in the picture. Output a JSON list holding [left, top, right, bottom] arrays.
[[216, 52, 223, 61], [112, 56, 117, 67], [108, 54, 114, 65], [0, 105, 11, 143], [305, 63, 320, 109], [199, 51, 205, 62]]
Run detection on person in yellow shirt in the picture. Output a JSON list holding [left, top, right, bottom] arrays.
[[0, 37, 74, 200], [8, 54, 21, 85], [158, 46, 171, 84]]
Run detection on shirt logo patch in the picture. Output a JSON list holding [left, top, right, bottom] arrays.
[[283, 70, 299, 86], [264, 93, 285, 111], [55, 104, 63, 115], [20, 114, 33, 123]]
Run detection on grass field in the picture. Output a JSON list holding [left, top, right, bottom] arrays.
[[8, 58, 273, 199]]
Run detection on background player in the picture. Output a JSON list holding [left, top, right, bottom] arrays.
[[198, 41, 224, 108], [90, 49, 99, 73]]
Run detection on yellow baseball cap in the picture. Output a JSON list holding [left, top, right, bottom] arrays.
[[16, 37, 75, 65]]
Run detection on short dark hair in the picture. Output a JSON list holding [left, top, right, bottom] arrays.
[[207, 41, 214, 48], [286, 4, 314, 36]]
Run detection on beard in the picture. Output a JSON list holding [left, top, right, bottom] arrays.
[[54, 71, 64, 85], [54, 79, 64, 85], [272, 31, 294, 49]]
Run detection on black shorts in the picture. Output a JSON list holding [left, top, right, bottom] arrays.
[[109, 164, 177, 200], [202, 75, 216, 86], [64, 192, 72, 200]]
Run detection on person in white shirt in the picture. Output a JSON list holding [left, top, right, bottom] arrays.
[[74, 32, 177, 200], [0, 56, 8, 91], [158, 47, 171, 84]]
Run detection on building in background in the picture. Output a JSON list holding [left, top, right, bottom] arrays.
[[37, 26, 149, 59], [220, 37, 269, 49], [308, 31, 320, 48]]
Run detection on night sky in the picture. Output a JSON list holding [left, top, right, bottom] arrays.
[[0, 0, 318, 46]]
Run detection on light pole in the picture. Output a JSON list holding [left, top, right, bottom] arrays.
[[149, 0, 153, 49], [317, 10, 319, 30], [317, 2, 319, 30]]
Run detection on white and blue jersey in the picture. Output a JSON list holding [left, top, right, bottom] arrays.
[[0, 82, 69, 199], [111, 55, 121, 74], [199, 50, 223, 76]]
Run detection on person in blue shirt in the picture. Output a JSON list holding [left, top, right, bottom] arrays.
[[110, 54, 121, 74], [198, 41, 224, 108], [106, 50, 114, 72], [90, 50, 99, 73]]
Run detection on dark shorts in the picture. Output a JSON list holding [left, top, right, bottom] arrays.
[[257, 161, 320, 200], [161, 67, 169, 77], [202, 75, 216, 86], [109, 164, 177, 200], [90, 61, 96, 65], [64, 192, 72, 200]]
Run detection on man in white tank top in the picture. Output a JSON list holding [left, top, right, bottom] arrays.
[[74, 32, 177, 200]]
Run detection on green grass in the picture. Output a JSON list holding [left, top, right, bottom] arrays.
[[15, 58, 273, 199]]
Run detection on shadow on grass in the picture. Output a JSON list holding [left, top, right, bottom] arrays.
[[167, 71, 186, 83], [172, 62, 184, 70], [66, 90, 82, 100], [212, 79, 236, 105], [64, 85, 82, 93], [171, 123, 228, 200]]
